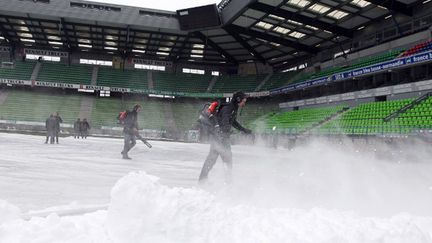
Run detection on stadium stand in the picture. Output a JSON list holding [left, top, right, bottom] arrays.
[[252, 106, 345, 134], [237, 101, 279, 127], [0, 61, 35, 80], [91, 97, 125, 128], [320, 99, 414, 135], [37, 62, 93, 85], [171, 100, 205, 131], [153, 72, 212, 93], [97, 67, 148, 90], [124, 99, 167, 131], [391, 96, 432, 130], [0, 90, 82, 123], [91, 97, 167, 130], [401, 40, 432, 57], [287, 50, 404, 86], [212, 74, 266, 93], [259, 71, 299, 91]]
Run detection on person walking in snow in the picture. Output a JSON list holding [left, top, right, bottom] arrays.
[[45, 114, 57, 144], [53, 112, 63, 144], [198, 91, 252, 182], [121, 104, 142, 160], [80, 118, 90, 139], [74, 118, 81, 139]]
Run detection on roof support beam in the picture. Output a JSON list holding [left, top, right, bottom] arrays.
[[193, 31, 238, 64], [225, 25, 319, 54], [224, 28, 266, 64], [0, 22, 13, 44], [249, 2, 354, 38], [366, 0, 413, 16], [172, 35, 189, 62], [60, 18, 72, 50]]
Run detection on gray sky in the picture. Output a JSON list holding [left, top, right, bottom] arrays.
[[86, 0, 220, 11]]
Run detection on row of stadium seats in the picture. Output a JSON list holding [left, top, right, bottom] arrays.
[[260, 49, 404, 91], [0, 90, 169, 131], [0, 89, 278, 132], [237, 101, 279, 127], [259, 71, 299, 91], [212, 74, 267, 93], [0, 61, 35, 80], [401, 40, 432, 57], [251, 106, 345, 134], [319, 98, 432, 135], [287, 50, 403, 86], [90, 97, 167, 131], [0, 38, 429, 94], [349, 50, 403, 69], [390, 96, 432, 128], [248, 96, 432, 135], [152, 72, 211, 93], [38, 63, 93, 85], [97, 67, 148, 90], [0, 90, 82, 123], [171, 101, 204, 131], [320, 99, 412, 135], [0, 61, 263, 93], [0, 89, 431, 135]]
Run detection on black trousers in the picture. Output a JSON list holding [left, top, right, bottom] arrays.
[[199, 137, 232, 181], [122, 132, 137, 155], [81, 130, 89, 138], [74, 130, 80, 138], [55, 130, 59, 143]]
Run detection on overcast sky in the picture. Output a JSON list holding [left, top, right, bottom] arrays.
[[86, 0, 220, 11]]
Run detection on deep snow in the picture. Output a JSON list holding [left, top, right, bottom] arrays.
[[1, 133, 432, 243]]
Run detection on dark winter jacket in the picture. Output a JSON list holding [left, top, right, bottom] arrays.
[[80, 121, 90, 131], [54, 116, 63, 132], [123, 110, 139, 134], [216, 102, 250, 137], [46, 116, 57, 132], [74, 121, 81, 131]]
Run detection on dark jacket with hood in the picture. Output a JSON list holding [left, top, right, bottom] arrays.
[[123, 107, 140, 135], [215, 92, 251, 138], [46, 115, 57, 133]]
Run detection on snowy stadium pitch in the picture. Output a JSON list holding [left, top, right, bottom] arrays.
[[1, 132, 432, 242]]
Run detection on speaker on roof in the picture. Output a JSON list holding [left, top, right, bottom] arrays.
[[177, 4, 221, 31]]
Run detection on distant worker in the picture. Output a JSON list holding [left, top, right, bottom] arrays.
[[74, 118, 81, 139], [45, 114, 56, 144], [80, 118, 91, 139], [198, 91, 252, 182], [54, 112, 63, 144], [121, 104, 142, 160]]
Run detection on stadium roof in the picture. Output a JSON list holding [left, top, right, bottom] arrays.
[[0, 0, 427, 69], [87, 0, 220, 12]]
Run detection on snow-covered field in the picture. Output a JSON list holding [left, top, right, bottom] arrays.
[[1, 132, 432, 243]]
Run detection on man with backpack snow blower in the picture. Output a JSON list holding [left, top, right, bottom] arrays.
[[118, 104, 152, 160], [197, 91, 252, 182]]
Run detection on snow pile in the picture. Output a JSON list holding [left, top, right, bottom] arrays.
[[0, 199, 108, 243], [106, 172, 432, 243], [0, 200, 21, 224]]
